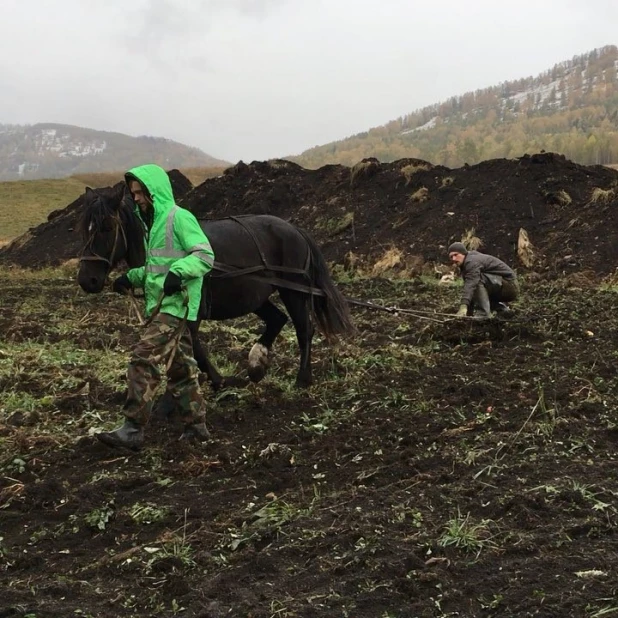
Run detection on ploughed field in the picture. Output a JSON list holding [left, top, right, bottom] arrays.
[[1, 266, 617, 618]]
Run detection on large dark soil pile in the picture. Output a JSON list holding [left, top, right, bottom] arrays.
[[2, 152, 618, 276], [182, 153, 618, 276]]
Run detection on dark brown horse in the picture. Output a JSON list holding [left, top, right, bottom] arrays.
[[77, 185, 354, 393]]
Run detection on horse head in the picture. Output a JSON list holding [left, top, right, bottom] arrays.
[[77, 184, 145, 293]]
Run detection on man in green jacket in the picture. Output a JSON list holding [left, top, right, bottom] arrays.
[[96, 164, 215, 451]]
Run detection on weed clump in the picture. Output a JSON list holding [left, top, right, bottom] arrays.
[[401, 163, 430, 185], [460, 227, 483, 251], [543, 189, 572, 206], [588, 187, 615, 204], [410, 187, 429, 202], [350, 159, 380, 188]]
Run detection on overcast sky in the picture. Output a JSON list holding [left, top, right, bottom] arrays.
[[1, 0, 617, 163]]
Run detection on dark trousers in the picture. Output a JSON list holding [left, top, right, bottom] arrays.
[[483, 274, 518, 307], [470, 276, 519, 315]]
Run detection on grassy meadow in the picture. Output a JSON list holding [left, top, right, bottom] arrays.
[[0, 166, 228, 244], [0, 178, 86, 243]]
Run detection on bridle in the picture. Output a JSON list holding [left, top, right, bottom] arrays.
[[79, 210, 128, 272]]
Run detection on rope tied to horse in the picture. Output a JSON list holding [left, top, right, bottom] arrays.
[[344, 297, 463, 323]]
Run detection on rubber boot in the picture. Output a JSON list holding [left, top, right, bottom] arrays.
[[96, 419, 144, 451], [472, 284, 492, 320], [179, 422, 210, 443], [494, 301, 514, 318]]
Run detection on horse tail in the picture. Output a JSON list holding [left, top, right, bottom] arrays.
[[298, 228, 355, 340]]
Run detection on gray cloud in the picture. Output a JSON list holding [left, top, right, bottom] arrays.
[[1, 1, 616, 162], [121, 0, 289, 48], [207, 0, 288, 16], [118, 0, 289, 74]]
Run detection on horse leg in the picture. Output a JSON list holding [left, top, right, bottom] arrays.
[[248, 300, 288, 383], [278, 290, 314, 388], [188, 319, 225, 392], [191, 320, 249, 389]]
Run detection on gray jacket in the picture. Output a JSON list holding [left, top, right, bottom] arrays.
[[459, 250, 516, 306]]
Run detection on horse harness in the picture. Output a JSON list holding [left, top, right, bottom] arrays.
[[79, 211, 127, 271], [208, 216, 327, 297], [79, 210, 326, 297], [79, 207, 473, 323]]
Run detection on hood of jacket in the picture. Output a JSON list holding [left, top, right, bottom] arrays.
[[125, 164, 175, 223]]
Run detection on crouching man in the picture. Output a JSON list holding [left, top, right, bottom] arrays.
[[448, 242, 518, 319]]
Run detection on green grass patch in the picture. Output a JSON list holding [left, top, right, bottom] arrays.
[[0, 178, 86, 241]]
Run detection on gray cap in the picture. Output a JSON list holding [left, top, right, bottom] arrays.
[[448, 242, 468, 255]]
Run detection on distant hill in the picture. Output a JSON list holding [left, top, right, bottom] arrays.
[[291, 45, 618, 168], [0, 123, 230, 180]]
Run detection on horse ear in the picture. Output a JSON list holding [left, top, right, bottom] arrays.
[[107, 182, 126, 210], [121, 186, 135, 209], [85, 186, 95, 195]]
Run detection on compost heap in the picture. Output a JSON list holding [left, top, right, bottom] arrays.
[[2, 152, 618, 278]]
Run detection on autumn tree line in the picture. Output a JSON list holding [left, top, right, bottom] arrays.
[[292, 46, 618, 169]]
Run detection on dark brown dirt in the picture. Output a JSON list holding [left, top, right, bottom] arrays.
[[2, 152, 618, 278], [1, 273, 618, 617], [1, 153, 618, 616]]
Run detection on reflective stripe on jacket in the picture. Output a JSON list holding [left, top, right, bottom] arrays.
[[125, 164, 214, 321]]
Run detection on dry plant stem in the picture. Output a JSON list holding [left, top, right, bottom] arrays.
[[494, 395, 543, 461], [127, 291, 145, 326]]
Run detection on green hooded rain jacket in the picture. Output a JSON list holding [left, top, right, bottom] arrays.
[[125, 164, 215, 321]]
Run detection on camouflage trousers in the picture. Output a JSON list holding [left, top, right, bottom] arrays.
[[123, 312, 206, 426]]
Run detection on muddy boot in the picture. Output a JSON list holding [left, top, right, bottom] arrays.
[[494, 302, 514, 319], [179, 422, 210, 443], [96, 420, 144, 451], [472, 284, 492, 320]]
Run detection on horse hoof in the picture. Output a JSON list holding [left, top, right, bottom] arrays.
[[248, 343, 269, 382]]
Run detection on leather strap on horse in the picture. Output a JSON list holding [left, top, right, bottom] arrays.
[[222, 216, 312, 277], [228, 216, 269, 267], [79, 212, 126, 268], [204, 216, 316, 300], [210, 261, 326, 296], [210, 262, 267, 279]]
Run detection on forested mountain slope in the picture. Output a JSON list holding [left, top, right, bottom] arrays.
[[292, 46, 618, 168]]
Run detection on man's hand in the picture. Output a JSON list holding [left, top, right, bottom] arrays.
[[163, 271, 183, 296], [456, 304, 468, 318], [112, 274, 132, 295]]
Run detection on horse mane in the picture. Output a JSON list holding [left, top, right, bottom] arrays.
[[122, 197, 147, 267], [79, 184, 125, 239], [79, 183, 146, 268]]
